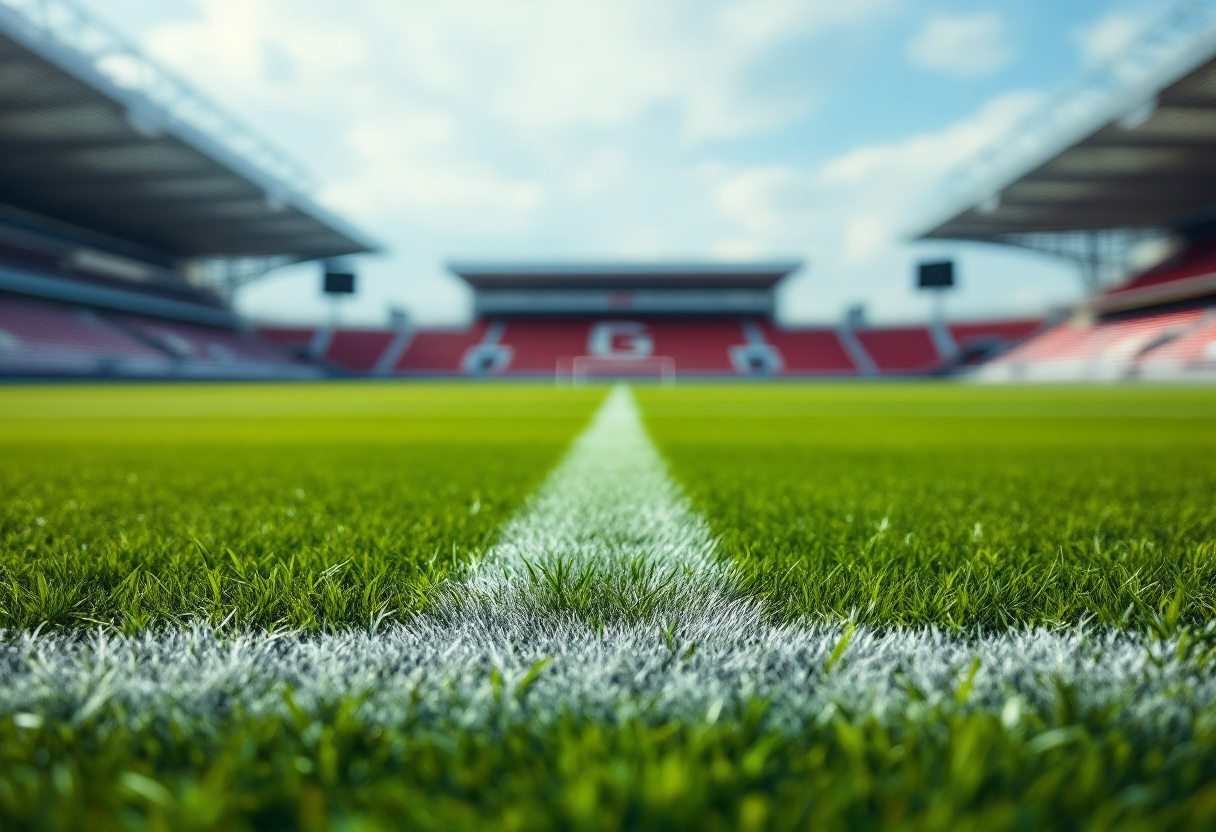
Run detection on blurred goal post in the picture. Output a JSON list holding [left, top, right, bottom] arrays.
[[556, 356, 676, 386]]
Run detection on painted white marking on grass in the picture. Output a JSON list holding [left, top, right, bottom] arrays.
[[4, 624, 1215, 737], [443, 383, 753, 627], [486, 383, 719, 574]]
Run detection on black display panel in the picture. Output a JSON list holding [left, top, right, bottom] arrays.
[[918, 261, 954, 289], [324, 271, 356, 294]]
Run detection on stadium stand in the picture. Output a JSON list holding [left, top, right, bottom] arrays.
[[0, 295, 169, 375], [756, 322, 856, 375], [112, 315, 307, 377], [323, 330, 399, 374], [395, 324, 489, 375], [0, 0, 373, 380], [1138, 310, 1216, 376], [853, 327, 940, 374], [642, 320, 745, 374], [917, 1, 1216, 382], [251, 315, 1041, 379], [498, 320, 591, 374], [979, 308, 1208, 381]]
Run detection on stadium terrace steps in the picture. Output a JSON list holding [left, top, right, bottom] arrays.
[[324, 330, 398, 373], [257, 318, 1039, 378], [757, 321, 856, 373], [394, 322, 488, 373], [980, 308, 1213, 381], [0, 295, 170, 374], [853, 327, 941, 373], [115, 315, 304, 366], [0, 295, 313, 378]]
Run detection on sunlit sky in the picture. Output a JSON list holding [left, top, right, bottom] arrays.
[[81, 0, 1165, 327]]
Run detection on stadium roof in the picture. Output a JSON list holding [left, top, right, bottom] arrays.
[[918, 0, 1216, 242], [449, 262, 803, 292], [0, 0, 376, 260]]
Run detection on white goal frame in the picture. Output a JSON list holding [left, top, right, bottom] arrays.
[[556, 355, 676, 386]]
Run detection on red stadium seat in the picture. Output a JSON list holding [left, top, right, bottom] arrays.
[[259, 327, 316, 350], [948, 319, 1041, 349], [758, 322, 856, 374], [0, 296, 169, 373], [644, 320, 746, 373], [118, 316, 301, 366], [983, 309, 1205, 380], [323, 330, 396, 373], [499, 320, 591, 373], [395, 322, 489, 374], [854, 327, 940, 373]]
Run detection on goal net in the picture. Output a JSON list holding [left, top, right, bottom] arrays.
[[556, 355, 676, 386]]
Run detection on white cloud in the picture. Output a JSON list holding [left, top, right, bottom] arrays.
[[1074, 9, 1154, 65], [82, 0, 1083, 326], [714, 91, 1041, 263], [705, 91, 1055, 321], [907, 12, 1013, 77]]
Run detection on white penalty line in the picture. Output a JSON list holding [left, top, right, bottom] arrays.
[[3, 384, 1215, 733]]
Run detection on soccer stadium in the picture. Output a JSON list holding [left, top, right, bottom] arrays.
[[3, 0, 1216, 830]]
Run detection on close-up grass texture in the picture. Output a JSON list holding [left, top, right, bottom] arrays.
[[0, 384, 602, 632], [639, 385, 1216, 629], [3, 381, 1216, 831]]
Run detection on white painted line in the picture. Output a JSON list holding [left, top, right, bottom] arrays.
[[3, 622, 1212, 736]]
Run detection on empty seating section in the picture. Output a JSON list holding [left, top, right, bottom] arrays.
[[984, 309, 1207, 380], [323, 331, 396, 373], [258, 327, 316, 351], [0, 297, 312, 377], [855, 328, 940, 372], [949, 319, 1041, 349], [498, 320, 591, 372], [1, 296, 1067, 379], [645, 320, 744, 372], [758, 322, 855, 373], [118, 316, 300, 366], [0, 296, 167, 372], [395, 323, 488, 373], [1138, 313, 1216, 371]]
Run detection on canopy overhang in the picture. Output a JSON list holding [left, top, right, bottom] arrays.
[[0, 4, 377, 261], [918, 3, 1216, 243]]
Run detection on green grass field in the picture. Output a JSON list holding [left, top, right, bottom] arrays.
[[3, 381, 1216, 831], [0, 384, 603, 631], [640, 385, 1216, 629]]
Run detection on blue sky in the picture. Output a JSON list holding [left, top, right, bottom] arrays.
[[80, 0, 1166, 327]]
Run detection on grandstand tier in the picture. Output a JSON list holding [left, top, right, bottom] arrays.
[[256, 317, 1039, 379], [0, 0, 374, 380]]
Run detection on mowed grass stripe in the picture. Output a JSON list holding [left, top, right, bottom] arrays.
[[0, 383, 604, 630], [638, 384, 1216, 629]]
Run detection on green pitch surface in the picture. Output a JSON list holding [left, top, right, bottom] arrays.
[[0, 383, 603, 630], [3, 381, 1216, 831], [639, 384, 1216, 630]]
